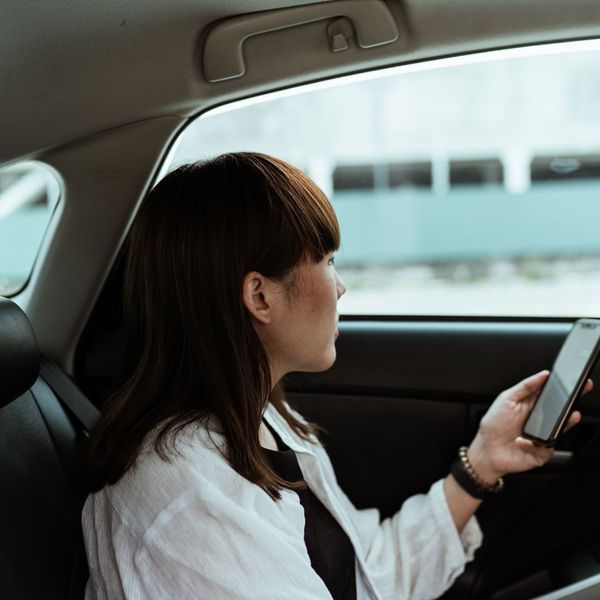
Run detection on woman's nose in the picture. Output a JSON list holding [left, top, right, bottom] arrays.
[[336, 271, 346, 299]]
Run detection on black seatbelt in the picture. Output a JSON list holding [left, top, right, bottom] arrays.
[[39, 357, 100, 433], [34, 359, 99, 600]]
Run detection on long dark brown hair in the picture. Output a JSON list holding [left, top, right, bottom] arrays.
[[85, 152, 340, 498]]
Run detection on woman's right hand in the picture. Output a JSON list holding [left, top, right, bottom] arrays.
[[467, 371, 592, 485], [443, 372, 592, 534]]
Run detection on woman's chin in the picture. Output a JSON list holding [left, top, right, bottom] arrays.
[[315, 347, 337, 372]]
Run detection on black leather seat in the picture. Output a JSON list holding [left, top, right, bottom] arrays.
[[0, 297, 91, 600]]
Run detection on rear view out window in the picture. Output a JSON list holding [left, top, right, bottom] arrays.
[[0, 162, 59, 296], [168, 41, 600, 317]]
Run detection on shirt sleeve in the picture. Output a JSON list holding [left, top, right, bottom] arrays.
[[131, 482, 335, 600], [313, 444, 483, 600]]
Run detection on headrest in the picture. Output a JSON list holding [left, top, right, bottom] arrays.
[[0, 297, 40, 409]]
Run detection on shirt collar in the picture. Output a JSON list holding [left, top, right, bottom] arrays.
[[263, 403, 316, 456]]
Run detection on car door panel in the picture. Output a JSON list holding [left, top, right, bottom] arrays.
[[287, 321, 572, 397], [288, 391, 468, 516]]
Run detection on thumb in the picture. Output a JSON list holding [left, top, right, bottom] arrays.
[[507, 370, 549, 403]]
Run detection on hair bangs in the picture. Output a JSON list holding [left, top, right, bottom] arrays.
[[250, 153, 341, 263]]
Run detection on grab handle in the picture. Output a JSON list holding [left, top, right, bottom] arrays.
[[203, 0, 399, 82]]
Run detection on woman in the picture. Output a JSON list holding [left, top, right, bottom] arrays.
[[82, 152, 586, 600]]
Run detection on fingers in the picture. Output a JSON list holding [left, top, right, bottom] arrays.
[[516, 411, 581, 450], [515, 436, 538, 450], [515, 436, 554, 465], [507, 370, 550, 403], [515, 436, 553, 451], [582, 379, 594, 395], [563, 410, 582, 433]]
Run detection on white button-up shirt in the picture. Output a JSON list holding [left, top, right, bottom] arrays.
[[82, 403, 482, 599]]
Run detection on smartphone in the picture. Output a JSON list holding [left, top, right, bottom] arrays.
[[523, 318, 600, 446]]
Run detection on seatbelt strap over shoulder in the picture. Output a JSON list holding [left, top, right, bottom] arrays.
[[39, 357, 100, 433]]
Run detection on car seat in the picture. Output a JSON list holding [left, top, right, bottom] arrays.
[[0, 296, 98, 600]]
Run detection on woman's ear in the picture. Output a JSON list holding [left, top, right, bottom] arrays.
[[242, 272, 272, 324]]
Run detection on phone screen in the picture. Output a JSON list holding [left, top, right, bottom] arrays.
[[524, 320, 600, 442]]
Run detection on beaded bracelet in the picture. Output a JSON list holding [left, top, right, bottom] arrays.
[[450, 446, 504, 500]]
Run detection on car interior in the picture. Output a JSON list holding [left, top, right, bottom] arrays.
[[5, 1, 600, 599]]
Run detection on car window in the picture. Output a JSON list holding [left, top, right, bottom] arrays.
[[0, 162, 60, 296], [167, 41, 600, 317]]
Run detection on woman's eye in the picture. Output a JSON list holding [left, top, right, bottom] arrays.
[[328, 256, 336, 266]]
